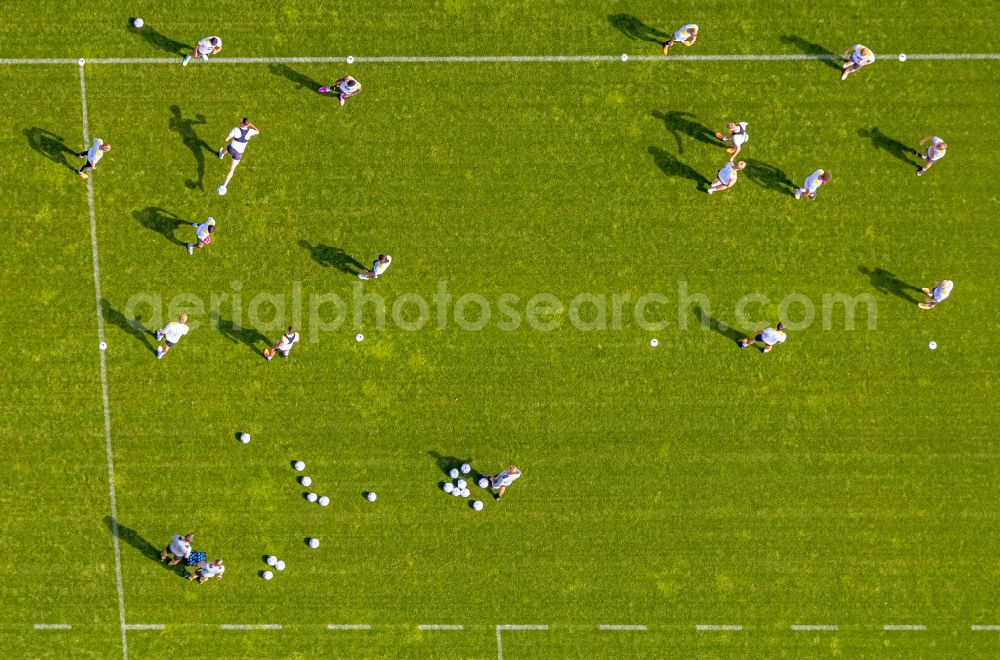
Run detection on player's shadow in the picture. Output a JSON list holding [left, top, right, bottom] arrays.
[[269, 64, 322, 92], [648, 146, 710, 190], [101, 298, 156, 353], [858, 266, 923, 304], [780, 35, 843, 70], [651, 110, 719, 154], [608, 14, 669, 44], [133, 207, 188, 246], [211, 312, 272, 355], [104, 517, 182, 575], [743, 158, 797, 196], [23, 127, 78, 171], [857, 128, 920, 168], [129, 25, 192, 56], [168, 105, 215, 190], [299, 240, 365, 275], [692, 305, 744, 346]]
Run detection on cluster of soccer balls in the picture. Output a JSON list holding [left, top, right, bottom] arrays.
[[261, 554, 289, 580], [442, 463, 486, 511], [295, 460, 332, 506]]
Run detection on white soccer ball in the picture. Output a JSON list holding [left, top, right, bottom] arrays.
[[621, 53, 629, 62], [472, 500, 483, 511], [265, 555, 277, 566], [275, 560, 286, 571], [306, 492, 318, 502], [308, 538, 320, 549], [346, 56, 354, 64], [132, 18, 144, 28], [216, 184, 227, 196], [451, 488, 462, 497], [318, 495, 330, 506], [262, 570, 273, 580], [355, 333, 364, 342], [650, 338, 659, 347], [461, 488, 470, 498], [929, 341, 937, 350], [460, 463, 471, 474], [898, 53, 907, 62], [456, 479, 467, 490], [299, 476, 312, 487], [478, 477, 490, 489], [366, 492, 377, 502], [239, 433, 250, 443], [443, 482, 454, 493], [99, 341, 108, 351], [448, 468, 460, 479], [293, 461, 305, 471]]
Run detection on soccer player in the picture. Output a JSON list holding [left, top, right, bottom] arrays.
[[188, 558, 225, 583], [160, 533, 194, 566], [318, 76, 362, 107], [739, 322, 787, 354], [794, 169, 831, 200], [706, 160, 746, 195], [75, 138, 111, 179], [714, 121, 749, 159], [182, 36, 222, 66], [916, 135, 947, 176], [841, 44, 874, 80], [918, 280, 953, 309], [358, 254, 392, 280], [155, 314, 190, 359], [217, 118, 259, 189], [264, 326, 300, 361], [662, 24, 698, 55], [490, 466, 521, 500], [187, 217, 216, 255]]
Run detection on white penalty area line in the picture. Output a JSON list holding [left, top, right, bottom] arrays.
[[79, 63, 128, 660], [496, 625, 548, 660], [1, 53, 999, 66], [418, 624, 465, 630], [220, 624, 283, 630], [599, 624, 647, 631], [883, 624, 927, 631], [791, 624, 839, 631], [34, 624, 72, 630], [971, 625, 1000, 631], [696, 624, 743, 631]]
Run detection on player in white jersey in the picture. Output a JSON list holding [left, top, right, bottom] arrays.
[[318, 76, 362, 107], [264, 326, 300, 361], [74, 137, 111, 179], [217, 118, 260, 189], [358, 254, 392, 280], [841, 44, 874, 80], [739, 322, 787, 354], [160, 533, 194, 566], [188, 558, 225, 583], [918, 279, 953, 310], [916, 135, 947, 176], [706, 160, 746, 194], [662, 23, 698, 55], [715, 121, 749, 159], [155, 314, 190, 359], [182, 36, 222, 66], [490, 466, 521, 500], [794, 169, 831, 200], [187, 217, 216, 255]]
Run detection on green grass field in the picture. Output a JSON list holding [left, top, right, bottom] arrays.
[[2, 1, 1000, 658]]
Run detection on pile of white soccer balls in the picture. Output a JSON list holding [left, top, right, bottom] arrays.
[[442, 463, 488, 511]]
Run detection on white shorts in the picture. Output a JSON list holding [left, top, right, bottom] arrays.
[[732, 133, 748, 148]]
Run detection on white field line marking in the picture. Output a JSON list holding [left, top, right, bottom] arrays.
[[599, 624, 647, 631], [496, 626, 503, 660], [80, 63, 129, 660], [418, 624, 465, 630], [34, 624, 72, 630], [220, 624, 283, 630], [124, 624, 165, 630], [327, 624, 372, 630], [971, 625, 1000, 631], [1, 53, 1000, 66], [791, 625, 839, 631], [496, 624, 548, 660], [696, 624, 743, 631], [883, 624, 926, 631]]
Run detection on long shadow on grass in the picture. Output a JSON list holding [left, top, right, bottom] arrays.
[[858, 266, 923, 304], [23, 127, 78, 171], [104, 517, 182, 576], [648, 146, 710, 190], [269, 64, 322, 93], [428, 451, 487, 483], [133, 207, 188, 246], [299, 240, 365, 275], [211, 312, 272, 355], [743, 158, 797, 197], [169, 105, 215, 190], [128, 25, 192, 56], [857, 128, 920, 169], [102, 298, 156, 353], [608, 14, 669, 44], [780, 35, 843, 70], [692, 305, 745, 347], [651, 111, 719, 154]]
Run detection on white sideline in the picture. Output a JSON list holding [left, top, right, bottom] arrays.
[[327, 624, 372, 630], [418, 624, 465, 630], [791, 625, 839, 631], [1, 53, 999, 66], [79, 63, 129, 660], [496, 625, 548, 660], [34, 624, 72, 630], [599, 624, 647, 631], [883, 624, 926, 631], [971, 625, 1000, 631], [696, 624, 743, 631], [124, 624, 165, 630], [220, 624, 283, 630]]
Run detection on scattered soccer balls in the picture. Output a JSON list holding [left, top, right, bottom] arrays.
[[216, 184, 227, 196], [450, 488, 462, 497], [460, 463, 471, 474], [478, 477, 490, 489], [132, 18, 144, 28], [355, 333, 364, 342], [318, 495, 330, 506], [299, 475, 312, 487], [99, 341, 108, 351], [448, 468, 460, 479], [308, 538, 320, 549], [650, 338, 659, 347], [265, 555, 278, 566], [275, 560, 286, 571], [898, 53, 907, 62], [366, 492, 377, 502], [293, 460, 305, 471], [929, 341, 937, 350], [472, 500, 484, 511], [346, 55, 354, 64], [443, 482, 454, 493], [456, 479, 467, 490], [620, 53, 629, 62], [262, 570, 273, 580], [460, 488, 470, 498], [239, 433, 250, 443], [306, 492, 318, 502]]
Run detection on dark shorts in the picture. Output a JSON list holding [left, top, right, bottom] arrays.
[[755, 333, 765, 343], [164, 339, 177, 347], [227, 145, 243, 161]]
